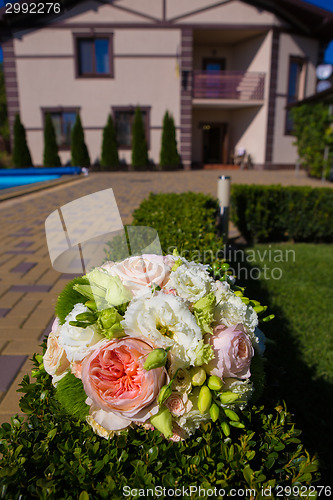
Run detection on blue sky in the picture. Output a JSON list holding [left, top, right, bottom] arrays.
[[1, 0, 333, 62]]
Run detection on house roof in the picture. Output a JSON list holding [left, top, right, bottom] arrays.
[[1, 0, 333, 41]]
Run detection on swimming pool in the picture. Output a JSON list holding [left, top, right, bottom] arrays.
[[0, 167, 82, 191], [0, 174, 61, 190]]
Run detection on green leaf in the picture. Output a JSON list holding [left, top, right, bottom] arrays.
[[55, 276, 89, 324]]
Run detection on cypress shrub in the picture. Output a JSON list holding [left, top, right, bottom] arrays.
[[159, 111, 180, 169], [12, 114, 33, 167], [43, 113, 61, 167], [131, 107, 149, 170], [71, 114, 90, 167], [100, 114, 119, 170], [231, 184, 333, 242]]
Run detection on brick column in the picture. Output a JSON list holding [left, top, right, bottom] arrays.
[[2, 36, 20, 150], [180, 29, 193, 170], [265, 28, 280, 166]]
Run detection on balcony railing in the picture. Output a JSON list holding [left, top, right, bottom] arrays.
[[193, 71, 265, 101]]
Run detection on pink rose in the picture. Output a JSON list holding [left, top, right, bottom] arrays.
[[44, 319, 70, 379], [81, 338, 166, 431], [205, 324, 254, 379], [101, 254, 171, 295], [165, 392, 186, 417]]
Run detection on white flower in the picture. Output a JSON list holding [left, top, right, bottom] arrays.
[[58, 303, 104, 362], [122, 291, 202, 367], [166, 261, 216, 303], [222, 378, 254, 410], [214, 288, 258, 336]]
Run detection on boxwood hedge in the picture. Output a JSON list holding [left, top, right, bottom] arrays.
[[231, 184, 333, 243], [0, 192, 321, 499]]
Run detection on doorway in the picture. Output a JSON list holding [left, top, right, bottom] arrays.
[[202, 123, 228, 164]]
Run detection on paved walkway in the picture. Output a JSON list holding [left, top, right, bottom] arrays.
[[0, 169, 332, 423]]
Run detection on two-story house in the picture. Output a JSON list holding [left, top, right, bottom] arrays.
[[1, 0, 333, 169]]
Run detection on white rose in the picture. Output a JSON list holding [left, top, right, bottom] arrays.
[[101, 254, 171, 296], [122, 291, 202, 366], [166, 263, 216, 303], [58, 303, 104, 362], [44, 326, 70, 382]]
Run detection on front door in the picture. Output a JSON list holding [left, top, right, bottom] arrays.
[[202, 123, 228, 164]]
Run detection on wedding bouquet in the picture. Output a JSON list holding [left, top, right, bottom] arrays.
[[43, 253, 266, 441]]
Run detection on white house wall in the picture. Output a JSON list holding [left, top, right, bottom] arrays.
[[273, 33, 319, 165], [13, 25, 181, 165]]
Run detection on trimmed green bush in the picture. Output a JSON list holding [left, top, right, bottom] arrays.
[[43, 113, 61, 167], [100, 114, 119, 170], [231, 184, 333, 243], [71, 114, 90, 167], [12, 114, 33, 167], [131, 107, 149, 170], [131, 192, 223, 262], [159, 111, 180, 169]]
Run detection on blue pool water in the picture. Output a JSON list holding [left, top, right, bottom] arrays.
[[0, 174, 61, 191]]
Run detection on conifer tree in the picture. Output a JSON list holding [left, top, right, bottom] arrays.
[[12, 114, 33, 167], [71, 114, 90, 167], [43, 113, 61, 167], [100, 114, 119, 170], [160, 111, 180, 169], [131, 107, 149, 170]]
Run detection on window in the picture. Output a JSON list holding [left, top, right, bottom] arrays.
[[285, 56, 307, 134], [75, 34, 113, 77], [43, 108, 78, 148], [113, 107, 150, 149]]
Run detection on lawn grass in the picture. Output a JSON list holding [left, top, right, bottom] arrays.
[[228, 242, 333, 482]]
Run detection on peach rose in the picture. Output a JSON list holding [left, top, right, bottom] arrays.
[[205, 324, 254, 379], [81, 338, 166, 431], [101, 254, 171, 296], [44, 319, 70, 379]]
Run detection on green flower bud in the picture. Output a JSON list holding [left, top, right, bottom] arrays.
[[191, 367, 207, 386], [224, 408, 239, 421], [197, 386, 212, 414], [220, 391, 239, 404], [157, 385, 173, 405], [210, 403, 220, 422], [262, 314, 275, 322], [85, 300, 98, 311], [254, 305, 267, 314], [143, 348, 170, 371], [220, 263, 230, 272], [207, 375, 223, 391], [221, 421, 230, 436], [150, 406, 173, 438], [229, 421, 245, 429], [100, 308, 122, 330]]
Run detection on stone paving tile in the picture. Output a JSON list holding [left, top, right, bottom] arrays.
[[0, 169, 331, 421], [0, 355, 27, 391]]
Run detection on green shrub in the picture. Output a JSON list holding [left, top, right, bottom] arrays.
[[12, 114, 33, 167], [100, 114, 119, 170], [131, 192, 223, 263], [159, 111, 180, 169], [131, 107, 149, 170], [0, 353, 320, 499], [71, 114, 90, 167], [231, 184, 333, 243], [290, 103, 333, 179], [43, 113, 61, 167]]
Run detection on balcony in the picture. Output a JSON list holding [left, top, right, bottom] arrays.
[[193, 71, 265, 102]]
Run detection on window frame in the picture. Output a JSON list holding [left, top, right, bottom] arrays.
[[74, 32, 114, 79], [112, 106, 151, 150], [285, 55, 307, 135], [42, 107, 80, 150]]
